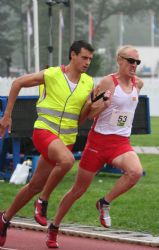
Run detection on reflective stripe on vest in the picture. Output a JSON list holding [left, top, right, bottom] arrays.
[[36, 107, 79, 121], [37, 116, 78, 134]]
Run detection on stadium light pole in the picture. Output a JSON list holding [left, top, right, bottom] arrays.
[[33, 0, 40, 72], [69, 0, 75, 45], [46, 1, 54, 66], [45, 0, 70, 66]]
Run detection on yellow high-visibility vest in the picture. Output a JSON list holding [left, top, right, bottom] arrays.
[[34, 66, 94, 145]]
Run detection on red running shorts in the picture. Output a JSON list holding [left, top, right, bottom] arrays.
[[79, 130, 134, 173], [32, 129, 73, 165]]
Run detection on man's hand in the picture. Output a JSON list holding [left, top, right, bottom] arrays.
[[88, 90, 112, 119], [91, 90, 111, 106], [0, 115, 12, 138]]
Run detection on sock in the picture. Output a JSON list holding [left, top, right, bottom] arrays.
[[2, 213, 9, 224], [99, 198, 110, 206], [38, 197, 48, 204], [49, 223, 59, 230]]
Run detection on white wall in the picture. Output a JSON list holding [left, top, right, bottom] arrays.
[[0, 77, 39, 96], [140, 78, 159, 117], [136, 47, 159, 76]]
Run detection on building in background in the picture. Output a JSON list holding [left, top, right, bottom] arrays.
[[137, 47, 159, 78]]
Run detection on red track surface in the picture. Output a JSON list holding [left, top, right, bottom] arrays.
[[1, 228, 158, 250]]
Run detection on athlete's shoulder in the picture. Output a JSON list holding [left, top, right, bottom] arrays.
[[44, 66, 60, 74], [103, 73, 114, 81], [97, 74, 114, 87], [135, 76, 144, 90]]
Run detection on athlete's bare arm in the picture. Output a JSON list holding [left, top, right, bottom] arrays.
[[0, 70, 45, 137], [87, 75, 114, 119]]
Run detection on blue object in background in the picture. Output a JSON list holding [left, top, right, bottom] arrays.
[[0, 95, 150, 180]]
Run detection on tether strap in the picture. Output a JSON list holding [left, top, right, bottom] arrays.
[[91, 92, 108, 102]]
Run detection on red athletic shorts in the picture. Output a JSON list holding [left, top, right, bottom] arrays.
[[32, 129, 73, 165], [79, 130, 134, 173]]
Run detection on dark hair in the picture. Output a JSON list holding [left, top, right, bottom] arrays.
[[69, 40, 94, 60]]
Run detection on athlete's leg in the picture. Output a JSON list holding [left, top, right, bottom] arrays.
[[52, 167, 95, 226], [104, 151, 143, 203], [1, 130, 55, 246], [46, 167, 95, 248], [4, 155, 52, 221], [39, 139, 75, 201]]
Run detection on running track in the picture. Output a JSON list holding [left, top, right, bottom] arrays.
[[1, 228, 158, 250]]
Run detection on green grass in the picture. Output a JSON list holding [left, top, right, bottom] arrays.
[[1, 155, 159, 235], [131, 116, 159, 146], [0, 117, 159, 235]]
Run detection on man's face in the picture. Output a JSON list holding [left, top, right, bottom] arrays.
[[118, 49, 141, 77], [71, 48, 94, 73]]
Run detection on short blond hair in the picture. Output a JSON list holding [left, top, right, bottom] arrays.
[[116, 45, 138, 57]]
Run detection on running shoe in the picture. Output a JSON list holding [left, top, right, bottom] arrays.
[[0, 212, 10, 246], [46, 224, 59, 248], [34, 199, 48, 226], [96, 200, 111, 228]]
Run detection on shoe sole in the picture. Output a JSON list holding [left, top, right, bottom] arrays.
[[0, 239, 6, 247], [46, 241, 59, 248], [34, 215, 47, 226]]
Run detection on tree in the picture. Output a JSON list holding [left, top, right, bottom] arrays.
[[1, 0, 159, 76], [75, 0, 159, 45], [0, 5, 15, 75], [74, 0, 159, 75], [0, 0, 31, 75]]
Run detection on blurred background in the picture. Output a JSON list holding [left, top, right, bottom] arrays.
[[0, 0, 159, 76], [0, 0, 159, 115], [0, 3, 159, 233]]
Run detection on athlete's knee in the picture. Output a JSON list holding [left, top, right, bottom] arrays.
[[127, 166, 143, 184], [60, 154, 75, 172]]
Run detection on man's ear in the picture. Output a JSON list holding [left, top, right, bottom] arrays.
[[117, 55, 122, 65], [70, 51, 76, 59]]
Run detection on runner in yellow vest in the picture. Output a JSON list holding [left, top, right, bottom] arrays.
[[35, 66, 94, 145], [0, 40, 94, 247]]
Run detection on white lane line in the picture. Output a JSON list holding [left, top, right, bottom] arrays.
[[0, 247, 19, 250]]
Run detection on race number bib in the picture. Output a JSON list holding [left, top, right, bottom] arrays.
[[109, 110, 133, 127]]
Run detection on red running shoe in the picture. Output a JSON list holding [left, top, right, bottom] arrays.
[[34, 199, 48, 226], [96, 200, 111, 228], [0, 212, 10, 246], [46, 224, 59, 248]]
